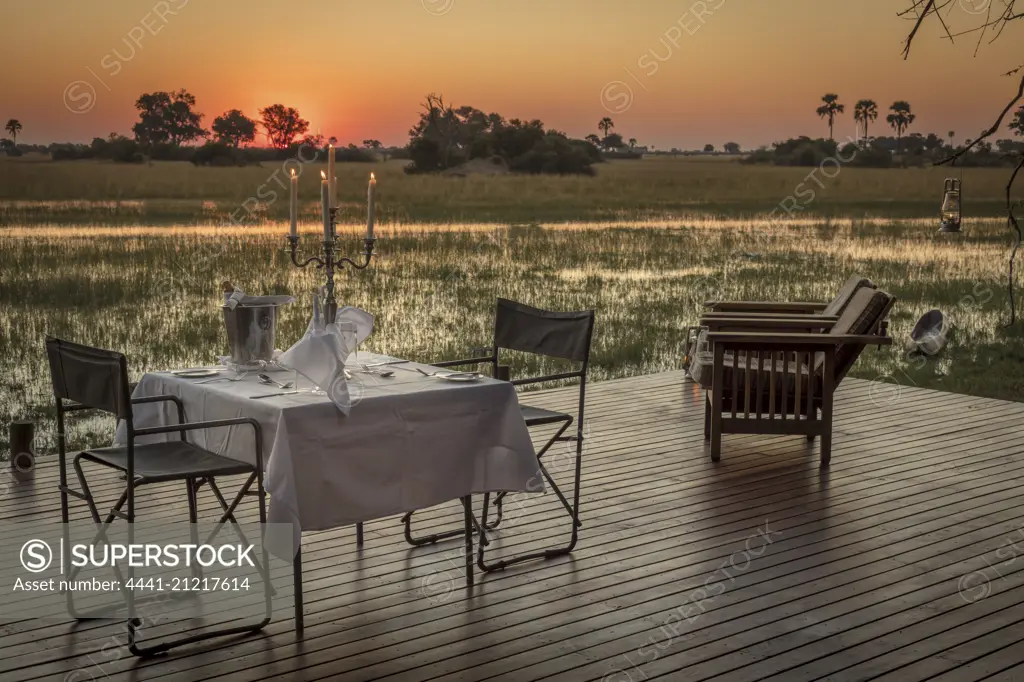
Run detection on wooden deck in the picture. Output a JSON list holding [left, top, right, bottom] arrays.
[[4, 371, 1024, 682]]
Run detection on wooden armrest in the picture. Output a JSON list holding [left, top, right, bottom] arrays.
[[704, 301, 828, 313], [707, 331, 892, 346], [700, 317, 836, 332], [701, 312, 839, 321]]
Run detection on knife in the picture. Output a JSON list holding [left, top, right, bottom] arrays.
[[364, 359, 410, 368], [249, 390, 300, 399]]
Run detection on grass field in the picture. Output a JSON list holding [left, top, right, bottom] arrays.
[[1, 156, 1021, 226], [2, 215, 1022, 456], [1, 156, 1021, 457]]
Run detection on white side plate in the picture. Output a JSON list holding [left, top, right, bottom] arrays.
[[436, 372, 483, 382]]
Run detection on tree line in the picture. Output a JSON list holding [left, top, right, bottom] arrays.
[[816, 93, 1024, 154], [1, 89, 386, 165], [5, 89, 1022, 170], [742, 94, 1024, 168]]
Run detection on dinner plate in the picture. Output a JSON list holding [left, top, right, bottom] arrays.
[[172, 369, 221, 378], [436, 371, 483, 382]]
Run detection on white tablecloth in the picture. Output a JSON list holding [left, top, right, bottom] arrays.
[[116, 355, 541, 550]]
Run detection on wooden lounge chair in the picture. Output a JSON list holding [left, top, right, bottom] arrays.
[[690, 287, 895, 466]]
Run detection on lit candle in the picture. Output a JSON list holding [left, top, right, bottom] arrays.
[[320, 171, 331, 242], [367, 172, 376, 240], [289, 168, 298, 238], [327, 144, 336, 207]]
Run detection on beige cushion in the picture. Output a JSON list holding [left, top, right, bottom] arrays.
[[822, 275, 874, 317], [691, 349, 815, 395], [822, 287, 891, 375]]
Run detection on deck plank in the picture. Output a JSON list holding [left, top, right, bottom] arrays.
[[3, 373, 1024, 682]]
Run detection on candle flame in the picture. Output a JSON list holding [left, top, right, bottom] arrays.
[[290, 168, 296, 177], [320, 170, 326, 180], [370, 172, 376, 180]]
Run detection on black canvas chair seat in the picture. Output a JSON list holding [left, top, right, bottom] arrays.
[[520, 404, 573, 427], [80, 441, 254, 483]]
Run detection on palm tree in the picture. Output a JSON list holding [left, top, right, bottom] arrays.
[[853, 100, 878, 141], [4, 119, 21, 146], [628, 138, 637, 148], [598, 117, 614, 140], [886, 101, 916, 153], [815, 94, 845, 141], [948, 130, 955, 149]]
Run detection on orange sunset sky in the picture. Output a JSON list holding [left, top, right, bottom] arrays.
[[3, 0, 1022, 149]]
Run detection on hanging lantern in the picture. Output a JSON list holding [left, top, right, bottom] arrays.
[[938, 177, 962, 233]]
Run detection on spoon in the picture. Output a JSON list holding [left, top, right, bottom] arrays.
[[259, 373, 294, 389]]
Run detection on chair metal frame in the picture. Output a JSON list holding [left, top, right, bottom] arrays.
[[400, 298, 595, 574], [46, 337, 275, 657]]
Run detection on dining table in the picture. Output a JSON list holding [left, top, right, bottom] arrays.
[[115, 352, 542, 631]]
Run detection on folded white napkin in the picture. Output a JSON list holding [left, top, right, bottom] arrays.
[[334, 306, 374, 345], [277, 293, 374, 415]]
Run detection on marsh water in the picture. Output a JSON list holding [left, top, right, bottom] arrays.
[[1, 217, 1020, 457]]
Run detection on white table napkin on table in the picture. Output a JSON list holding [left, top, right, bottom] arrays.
[[334, 306, 374, 345], [277, 294, 374, 416]]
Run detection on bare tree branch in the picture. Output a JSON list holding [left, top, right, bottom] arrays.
[[934, 74, 1024, 165], [900, 0, 1023, 323], [901, 0, 938, 58], [1006, 156, 1024, 324]]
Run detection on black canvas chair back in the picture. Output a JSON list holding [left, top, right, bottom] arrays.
[[494, 298, 595, 368], [821, 275, 875, 317], [46, 336, 133, 419]]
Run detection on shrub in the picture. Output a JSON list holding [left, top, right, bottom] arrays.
[[50, 144, 88, 161], [147, 143, 194, 161], [388, 146, 411, 160], [740, 148, 775, 164], [405, 96, 597, 175], [508, 133, 596, 175], [191, 142, 245, 166], [335, 145, 375, 162], [843, 144, 892, 168], [406, 137, 461, 174]]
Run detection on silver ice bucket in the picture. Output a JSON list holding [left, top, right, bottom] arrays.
[[222, 304, 279, 366]]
